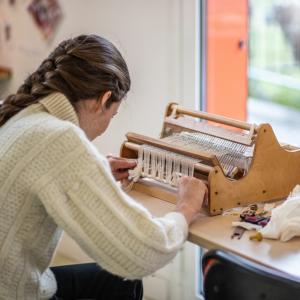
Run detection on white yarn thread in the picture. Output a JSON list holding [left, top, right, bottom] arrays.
[[162, 132, 252, 176], [128, 145, 198, 187]]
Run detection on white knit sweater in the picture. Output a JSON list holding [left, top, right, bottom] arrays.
[[0, 93, 188, 300]]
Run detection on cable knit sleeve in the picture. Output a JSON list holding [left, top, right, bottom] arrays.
[[36, 127, 188, 279]]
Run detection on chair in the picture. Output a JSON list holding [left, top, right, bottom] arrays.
[[202, 249, 300, 300]]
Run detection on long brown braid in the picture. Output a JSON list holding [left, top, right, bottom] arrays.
[[0, 34, 131, 126]]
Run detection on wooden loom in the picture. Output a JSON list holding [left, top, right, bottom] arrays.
[[120, 103, 300, 216]]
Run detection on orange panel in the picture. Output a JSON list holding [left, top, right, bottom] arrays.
[[206, 0, 248, 121]]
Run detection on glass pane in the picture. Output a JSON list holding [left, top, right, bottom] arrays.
[[248, 0, 300, 146]]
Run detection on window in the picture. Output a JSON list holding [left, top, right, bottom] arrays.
[[248, 0, 300, 145]]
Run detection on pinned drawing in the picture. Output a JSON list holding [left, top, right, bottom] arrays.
[[28, 0, 62, 40]]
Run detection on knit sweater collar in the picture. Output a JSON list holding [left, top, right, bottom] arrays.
[[39, 93, 79, 126]]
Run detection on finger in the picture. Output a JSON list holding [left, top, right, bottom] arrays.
[[202, 179, 209, 187], [202, 191, 209, 207], [110, 159, 137, 170], [107, 154, 127, 160], [106, 153, 114, 159], [178, 176, 189, 185], [113, 171, 130, 181]]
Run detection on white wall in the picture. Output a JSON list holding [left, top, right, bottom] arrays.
[[0, 1, 200, 299], [0, 0, 198, 153]]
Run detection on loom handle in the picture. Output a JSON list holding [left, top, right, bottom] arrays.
[[170, 104, 257, 132]]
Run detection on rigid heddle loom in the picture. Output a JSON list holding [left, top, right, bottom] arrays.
[[120, 103, 300, 216]]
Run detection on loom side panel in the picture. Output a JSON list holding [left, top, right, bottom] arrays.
[[209, 124, 300, 215]]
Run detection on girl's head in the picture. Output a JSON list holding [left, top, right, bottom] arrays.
[[0, 34, 131, 139]]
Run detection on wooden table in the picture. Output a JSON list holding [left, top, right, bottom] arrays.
[[129, 190, 300, 278]]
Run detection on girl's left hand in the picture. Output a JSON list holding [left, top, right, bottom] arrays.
[[107, 155, 137, 181]]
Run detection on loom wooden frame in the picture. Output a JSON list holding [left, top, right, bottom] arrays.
[[120, 103, 300, 216]]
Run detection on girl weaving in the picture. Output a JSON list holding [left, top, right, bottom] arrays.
[[0, 34, 207, 300]]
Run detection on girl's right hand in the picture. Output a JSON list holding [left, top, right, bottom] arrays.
[[176, 176, 208, 225]]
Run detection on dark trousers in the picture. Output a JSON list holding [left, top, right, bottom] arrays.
[[50, 263, 143, 300]]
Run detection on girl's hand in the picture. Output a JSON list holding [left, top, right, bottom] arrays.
[[176, 176, 208, 225], [107, 155, 137, 181]]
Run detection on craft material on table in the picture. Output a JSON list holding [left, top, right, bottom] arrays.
[[260, 185, 300, 242]]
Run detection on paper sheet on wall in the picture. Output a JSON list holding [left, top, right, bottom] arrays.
[[27, 0, 63, 40]]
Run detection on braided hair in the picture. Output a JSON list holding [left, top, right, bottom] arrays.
[[0, 34, 130, 126]]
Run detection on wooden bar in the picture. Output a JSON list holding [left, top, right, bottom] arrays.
[[0, 66, 12, 81], [126, 132, 219, 166], [171, 103, 256, 132], [164, 117, 254, 146], [124, 141, 214, 174]]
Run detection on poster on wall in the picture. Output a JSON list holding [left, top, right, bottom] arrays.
[[0, 19, 12, 81], [0, 17, 13, 62], [27, 0, 62, 40]]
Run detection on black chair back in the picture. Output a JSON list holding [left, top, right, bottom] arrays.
[[202, 249, 300, 300]]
